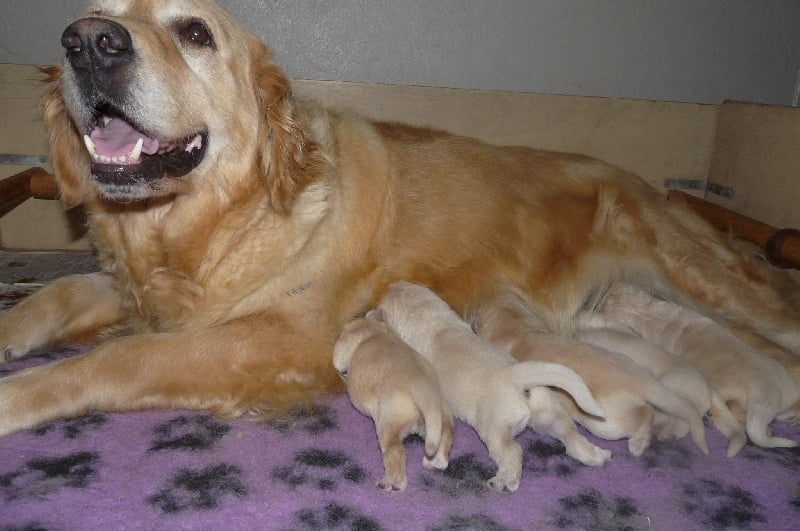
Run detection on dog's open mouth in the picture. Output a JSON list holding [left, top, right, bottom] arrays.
[[82, 114, 207, 192]]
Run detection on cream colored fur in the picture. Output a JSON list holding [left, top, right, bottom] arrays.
[[599, 283, 799, 451], [333, 316, 453, 491], [472, 287, 709, 456], [376, 281, 606, 493], [576, 311, 746, 456]]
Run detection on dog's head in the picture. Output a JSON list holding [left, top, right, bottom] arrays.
[[42, 0, 324, 213]]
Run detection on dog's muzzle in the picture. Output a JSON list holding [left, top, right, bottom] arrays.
[[61, 17, 207, 200]]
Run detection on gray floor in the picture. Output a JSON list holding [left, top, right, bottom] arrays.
[[0, 250, 98, 284]]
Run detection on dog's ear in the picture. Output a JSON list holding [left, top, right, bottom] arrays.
[[251, 41, 326, 216], [39, 66, 93, 209]]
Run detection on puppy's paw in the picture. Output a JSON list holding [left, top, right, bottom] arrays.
[[580, 446, 612, 467], [422, 453, 448, 470], [487, 474, 519, 493], [376, 474, 407, 492]]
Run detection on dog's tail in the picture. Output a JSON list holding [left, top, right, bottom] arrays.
[[508, 361, 605, 418], [410, 380, 447, 463], [644, 380, 709, 455]]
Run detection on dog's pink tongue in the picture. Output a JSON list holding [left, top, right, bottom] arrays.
[[89, 118, 161, 157]]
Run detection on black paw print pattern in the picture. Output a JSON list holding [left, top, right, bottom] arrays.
[[0, 452, 100, 501], [638, 439, 693, 470], [32, 412, 108, 439], [550, 488, 651, 530], [271, 448, 367, 491], [147, 463, 248, 513], [523, 438, 580, 477], [293, 502, 381, 530], [419, 453, 492, 497], [429, 513, 518, 531], [265, 403, 338, 435], [149, 414, 230, 451], [678, 478, 766, 530]]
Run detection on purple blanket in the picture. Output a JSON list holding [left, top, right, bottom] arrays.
[[1, 344, 799, 530]]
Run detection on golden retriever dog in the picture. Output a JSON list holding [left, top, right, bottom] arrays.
[[375, 282, 606, 492], [332, 316, 454, 492], [576, 311, 747, 456], [472, 287, 709, 456], [599, 283, 799, 451], [0, 0, 798, 439]]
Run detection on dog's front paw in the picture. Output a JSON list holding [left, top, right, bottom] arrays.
[[0, 314, 43, 363], [582, 446, 612, 467]]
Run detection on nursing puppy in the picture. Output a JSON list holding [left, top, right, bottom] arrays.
[[576, 311, 746, 456], [376, 281, 606, 493], [599, 283, 799, 450], [333, 316, 453, 491], [472, 287, 709, 457]]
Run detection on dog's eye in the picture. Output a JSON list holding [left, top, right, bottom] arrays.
[[179, 21, 213, 47]]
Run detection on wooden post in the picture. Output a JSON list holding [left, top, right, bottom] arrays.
[[668, 190, 800, 269]]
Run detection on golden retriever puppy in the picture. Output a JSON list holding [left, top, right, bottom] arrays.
[[0, 0, 799, 437], [599, 283, 799, 450], [576, 311, 747, 456], [332, 316, 454, 491], [376, 282, 606, 493], [472, 287, 709, 457]]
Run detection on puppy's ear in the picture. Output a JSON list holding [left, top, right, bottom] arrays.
[[39, 66, 93, 209], [251, 41, 326, 216]]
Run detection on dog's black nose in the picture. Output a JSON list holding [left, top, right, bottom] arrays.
[[61, 17, 133, 71]]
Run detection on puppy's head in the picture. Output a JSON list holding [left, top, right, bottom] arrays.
[[42, 0, 325, 214]]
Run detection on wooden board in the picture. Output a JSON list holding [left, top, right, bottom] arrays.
[[705, 101, 800, 229]]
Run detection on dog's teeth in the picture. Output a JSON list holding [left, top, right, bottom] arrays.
[[185, 134, 203, 153], [100, 155, 111, 164], [129, 138, 144, 163], [102, 116, 112, 126], [83, 135, 97, 157]]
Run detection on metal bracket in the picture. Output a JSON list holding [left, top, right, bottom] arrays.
[[663, 178, 734, 199], [0, 154, 48, 166]]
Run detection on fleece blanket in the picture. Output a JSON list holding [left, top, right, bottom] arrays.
[[0, 290, 799, 530]]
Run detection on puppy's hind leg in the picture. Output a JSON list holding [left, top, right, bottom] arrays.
[[708, 392, 747, 457], [374, 401, 417, 492], [627, 405, 655, 457], [482, 427, 524, 493], [423, 407, 454, 471], [527, 387, 611, 466]]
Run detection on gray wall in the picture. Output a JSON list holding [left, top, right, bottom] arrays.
[[2, 0, 799, 106]]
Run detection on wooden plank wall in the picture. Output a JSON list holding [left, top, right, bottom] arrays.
[[1, 63, 719, 250]]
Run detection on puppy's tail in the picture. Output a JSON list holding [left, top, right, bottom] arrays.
[[410, 380, 446, 461], [645, 380, 709, 455], [508, 361, 605, 418]]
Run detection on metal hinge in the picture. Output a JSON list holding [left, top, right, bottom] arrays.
[[662, 179, 734, 199], [0, 154, 48, 166]]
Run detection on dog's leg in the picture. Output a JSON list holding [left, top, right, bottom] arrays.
[[527, 387, 611, 466], [423, 407, 453, 471], [0, 273, 125, 361], [0, 313, 341, 437], [374, 410, 413, 492], [626, 405, 654, 457], [708, 392, 747, 457]]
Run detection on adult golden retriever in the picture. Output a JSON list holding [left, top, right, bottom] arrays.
[[0, 0, 797, 436]]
